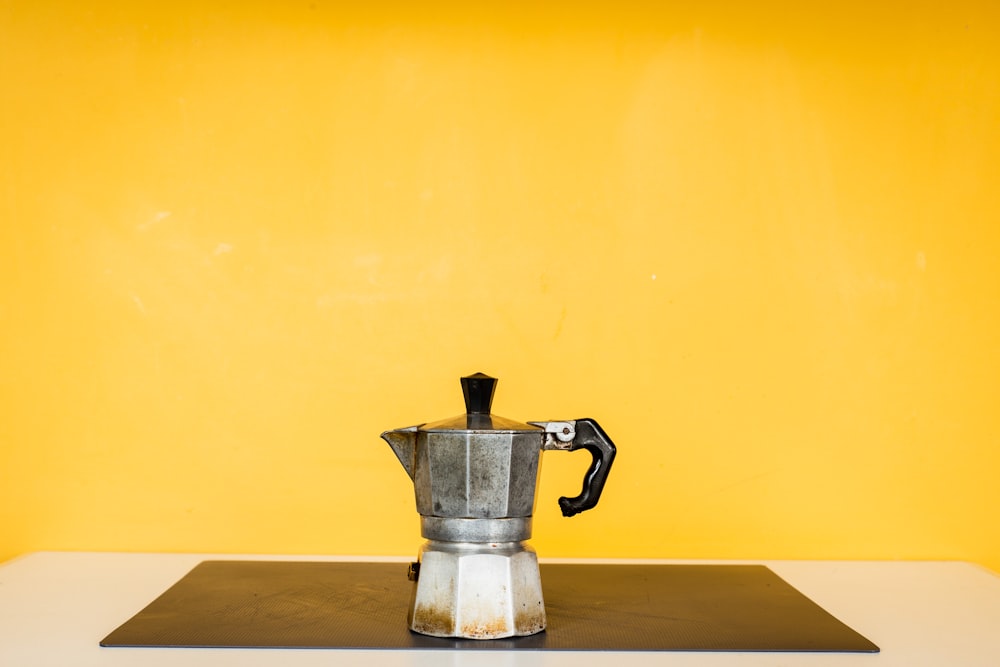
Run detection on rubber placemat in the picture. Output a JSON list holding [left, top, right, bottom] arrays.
[[101, 561, 878, 652]]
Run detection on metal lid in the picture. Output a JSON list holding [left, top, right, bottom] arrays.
[[419, 373, 541, 434]]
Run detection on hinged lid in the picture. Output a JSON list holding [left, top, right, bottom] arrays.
[[419, 373, 541, 434]]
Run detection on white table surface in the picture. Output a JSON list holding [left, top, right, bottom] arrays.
[[2, 552, 999, 666]]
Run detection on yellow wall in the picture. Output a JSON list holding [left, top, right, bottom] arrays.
[[2, 1, 999, 571]]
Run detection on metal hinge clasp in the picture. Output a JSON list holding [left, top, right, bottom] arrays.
[[529, 420, 577, 450]]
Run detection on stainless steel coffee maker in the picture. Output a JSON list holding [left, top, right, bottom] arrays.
[[381, 372, 617, 639]]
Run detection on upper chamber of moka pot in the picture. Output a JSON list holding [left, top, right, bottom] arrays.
[[382, 373, 545, 526]]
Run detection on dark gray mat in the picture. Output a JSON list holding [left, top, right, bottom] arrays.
[[101, 561, 878, 652]]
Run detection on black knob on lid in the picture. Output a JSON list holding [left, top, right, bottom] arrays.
[[461, 373, 496, 415]]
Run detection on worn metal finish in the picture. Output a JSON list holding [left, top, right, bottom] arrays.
[[381, 419, 548, 640], [408, 540, 545, 639], [413, 431, 542, 519]]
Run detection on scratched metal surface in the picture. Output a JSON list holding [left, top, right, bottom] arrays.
[[101, 561, 878, 652]]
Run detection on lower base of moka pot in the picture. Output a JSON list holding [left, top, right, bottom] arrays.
[[407, 538, 546, 639]]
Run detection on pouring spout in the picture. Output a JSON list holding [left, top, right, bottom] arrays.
[[380, 426, 419, 480]]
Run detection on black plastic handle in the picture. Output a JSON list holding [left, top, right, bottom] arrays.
[[558, 418, 617, 517]]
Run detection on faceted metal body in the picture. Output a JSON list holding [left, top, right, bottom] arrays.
[[408, 540, 545, 639], [412, 431, 541, 519], [406, 429, 546, 639]]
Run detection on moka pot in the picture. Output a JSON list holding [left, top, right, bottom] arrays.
[[380, 372, 617, 639]]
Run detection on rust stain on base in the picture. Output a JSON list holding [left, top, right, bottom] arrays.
[[412, 604, 546, 639], [515, 605, 546, 636], [459, 617, 512, 639], [410, 604, 456, 637]]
